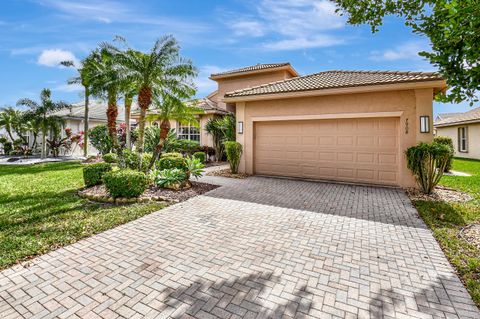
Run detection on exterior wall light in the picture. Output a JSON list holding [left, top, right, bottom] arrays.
[[420, 116, 430, 133], [238, 121, 244, 134]]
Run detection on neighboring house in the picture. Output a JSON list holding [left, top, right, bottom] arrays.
[[435, 107, 480, 160], [51, 100, 137, 156], [209, 65, 445, 188]]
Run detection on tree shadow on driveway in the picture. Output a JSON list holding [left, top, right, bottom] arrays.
[[368, 274, 479, 318], [159, 271, 313, 318], [202, 175, 426, 228]]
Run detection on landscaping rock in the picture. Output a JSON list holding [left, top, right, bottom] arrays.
[[206, 168, 249, 179], [78, 181, 218, 205], [406, 186, 473, 203], [460, 224, 480, 250]]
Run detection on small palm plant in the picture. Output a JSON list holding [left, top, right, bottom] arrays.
[[17, 89, 69, 159]]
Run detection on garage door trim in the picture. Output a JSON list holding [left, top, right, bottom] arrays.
[[253, 116, 401, 186], [250, 111, 403, 122]]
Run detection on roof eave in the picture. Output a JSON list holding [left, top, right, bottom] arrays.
[[435, 119, 480, 127], [223, 80, 447, 103], [209, 65, 298, 81]]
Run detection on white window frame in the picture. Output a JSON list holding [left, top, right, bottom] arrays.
[[458, 126, 468, 152], [177, 123, 200, 143]]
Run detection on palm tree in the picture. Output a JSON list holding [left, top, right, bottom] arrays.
[[119, 79, 137, 150], [115, 36, 197, 154], [17, 89, 69, 158], [146, 94, 203, 170], [205, 114, 236, 162], [89, 47, 122, 152], [61, 53, 97, 157], [0, 107, 22, 142], [22, 116, 41, 150]]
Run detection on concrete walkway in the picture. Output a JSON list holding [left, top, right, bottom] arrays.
[[1, 176, 478, 318]]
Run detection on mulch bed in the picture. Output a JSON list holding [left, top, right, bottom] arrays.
[[78, 182, 219, 204], [406, 186, 473, 203], [206, 168, 249, 179], [460, 224, 480, 250]]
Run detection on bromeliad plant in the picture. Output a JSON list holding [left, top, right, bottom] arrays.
[[406, 141, 452, 194], [152, 155, 205, 190]]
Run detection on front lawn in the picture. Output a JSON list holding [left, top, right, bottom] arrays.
[[0, 161, 165, 269], [413, 158, 480, 307]]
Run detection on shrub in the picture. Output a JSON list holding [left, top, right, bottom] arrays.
[[120, 149, 152, 172], [83, 163, 112, 187], [157, 153, 186, 171], [185, 156, 205, 179], [0, 139, 13, 155], [88, 125, 113, 155], [103, 169, 149, 198], [151, 168, 188, 189], [161, 152, 183, 158], [406, 142, 452, 194], [102, 153, 118, 163], [193, 152, 206, 163], [224, 141, 243, 174], [434, 136, 454, 172]]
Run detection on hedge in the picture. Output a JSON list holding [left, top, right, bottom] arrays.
[[103, 169, 149, 198], [83, 163, 112, 187]]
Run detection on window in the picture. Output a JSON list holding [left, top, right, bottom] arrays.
[[458, 127, 468, 152], [177, 123, 200, 142]]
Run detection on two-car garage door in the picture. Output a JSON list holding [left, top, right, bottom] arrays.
[[254, 117, 400, 186]]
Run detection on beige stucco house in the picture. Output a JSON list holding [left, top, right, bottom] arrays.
[[435, 107, 480, 160], [196, 64, 444, 188]]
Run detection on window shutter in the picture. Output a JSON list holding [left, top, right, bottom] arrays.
[[465, 126, 468, 152], [458, 127, 461, 152]]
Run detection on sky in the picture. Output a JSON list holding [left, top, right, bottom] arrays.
[[0, 0, 473, 116]]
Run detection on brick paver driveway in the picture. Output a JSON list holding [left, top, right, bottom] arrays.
[[1, 176, 478, 318]]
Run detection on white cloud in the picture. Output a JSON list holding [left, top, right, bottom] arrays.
[[226, 0, 345, 50], [263, 35, 344, 51], [36, 0, 130, 24], [36, 0, 210, 32], [230, 20, 265, 37], [258, 0, 344, 36], [37, 49, 78, 67], [370, 41, 429, 61], [55, 83, 83, 92]]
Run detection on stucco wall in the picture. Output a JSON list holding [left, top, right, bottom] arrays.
[[215, 70, 294, 110], [236, 88, 435, 187], [436, 123, 480, 159]]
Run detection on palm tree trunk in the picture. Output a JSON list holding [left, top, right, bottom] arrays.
[[148, 119, 170, 170], [83, 87, 89, 157], [41, 128, 47, 159], [6, 128, 15, 143], [125, 94, 133, 150], [107, 89, 119, 152], [136, 85, 152, 154]]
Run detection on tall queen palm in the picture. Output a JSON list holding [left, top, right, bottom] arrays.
[[17, 89, 69, 159], [116, 35, 197, 154], [61, 53, 97, 157], [89, 47, 122, 151]]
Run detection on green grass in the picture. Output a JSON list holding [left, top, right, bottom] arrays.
[[414, 157, 480, 307], [0, 161, 165, 269]]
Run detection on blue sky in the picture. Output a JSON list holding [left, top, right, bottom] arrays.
[[0, 0, 472, 116]]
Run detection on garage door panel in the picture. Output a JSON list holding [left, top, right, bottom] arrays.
[[254, 118, 399, 186], [319, 136, 335, 145], [337, 152, 354, 162]]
